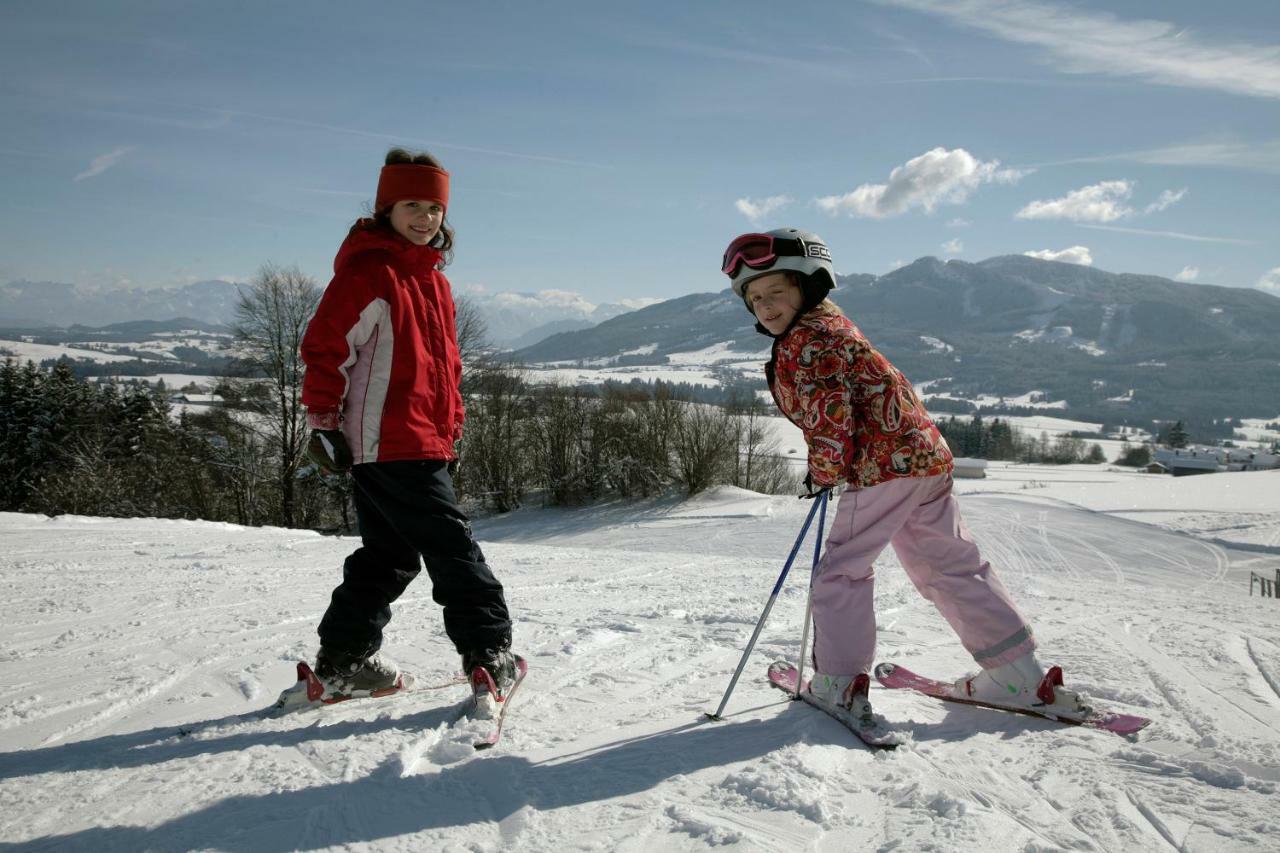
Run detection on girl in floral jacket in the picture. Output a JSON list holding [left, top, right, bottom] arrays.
[[722, 228, 1086, 723]]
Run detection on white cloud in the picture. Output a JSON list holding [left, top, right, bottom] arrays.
[[942, 238, 964, 255], [1121, 140, 1280, 175], [491, 289, 597, 314], [74, 147, 133, 181], [1174, 265, 1199, 281], [877, 0, 1280, 99], [1024, 246, 1093, 266], [815, 147, 1026, 219], [735, 195, 793, 224], [1259, 267, 1280, 294], [1078, 224, 1252, 245], [1016, 180, 1134, 222], [947, 218, 971, 228], [1040, 139, 1280, 176], [1143, 188, 1187, 214]]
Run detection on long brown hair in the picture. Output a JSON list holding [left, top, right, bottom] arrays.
[[350, 147, 456, 268]]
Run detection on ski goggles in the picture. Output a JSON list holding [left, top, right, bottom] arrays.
[[721, 233, 827, 277]]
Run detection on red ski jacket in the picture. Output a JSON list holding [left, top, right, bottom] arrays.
[[769, 305, 953, 490], [301, 224, 464, 465]]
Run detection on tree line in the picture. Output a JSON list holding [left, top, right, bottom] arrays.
[[456, 368, 796, 513], [935, 415, 1115, 465], [13, 262, 1208, 530], [0, 265, 799, 530]]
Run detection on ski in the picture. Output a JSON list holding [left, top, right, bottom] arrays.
[[767, 660, 901, 749], [873, 662, 1151, 736], [270, 661, 467, 714], [470, 655, 529, 750]]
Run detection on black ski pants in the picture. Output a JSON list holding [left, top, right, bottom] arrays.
[[317, 460, 511, 659]]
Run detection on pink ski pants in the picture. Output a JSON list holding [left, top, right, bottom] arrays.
[[810, 473, 1035, 676]]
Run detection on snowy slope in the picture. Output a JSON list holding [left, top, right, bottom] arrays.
[[2, 469, 1279, 851]]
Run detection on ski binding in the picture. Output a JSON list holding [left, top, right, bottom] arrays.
[[768, 660, 902, 749]]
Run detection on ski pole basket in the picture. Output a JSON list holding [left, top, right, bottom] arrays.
[[1249, 569, 1279, 599]]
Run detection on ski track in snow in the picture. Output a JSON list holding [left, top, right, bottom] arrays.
[[1, 471, 1279, 851]]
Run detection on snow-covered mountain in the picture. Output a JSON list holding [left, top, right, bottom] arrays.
[[460, 287, 661, 348], [0, 279, 243, 327], [2, 464, 1278, 849], [8, 257, 1280, 427], [512, 256, 1280, 425]]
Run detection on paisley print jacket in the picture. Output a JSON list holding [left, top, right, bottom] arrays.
[[767, 306, 953, 490]]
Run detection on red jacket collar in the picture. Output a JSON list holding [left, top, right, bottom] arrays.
[[334, 221, 442, 274]]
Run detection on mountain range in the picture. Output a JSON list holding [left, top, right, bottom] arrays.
[[5, 257, 1278, 426], [513, 255, 1280, 426], [0, 279, 649, 350], [460, 290, 657, 348], [0, 279, 244, 328]]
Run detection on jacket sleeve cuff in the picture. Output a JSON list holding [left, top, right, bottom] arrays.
[[307, 410, 342, 430]]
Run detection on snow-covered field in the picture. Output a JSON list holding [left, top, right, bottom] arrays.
[[526, 343, 773, 390], [0, 333, 233, 367], [0, 339, 140, 364], [94, 374, 226, 392], [760, 412, 1166, 472], [3, 466, 1279, 851]]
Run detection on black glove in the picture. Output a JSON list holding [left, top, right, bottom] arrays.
[[307, 429, 353, 473], [799, 473, 829, 500]]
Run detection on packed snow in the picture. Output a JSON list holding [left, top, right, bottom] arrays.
[[2, 465, 1279, 851], [0, 339, 140, 364]]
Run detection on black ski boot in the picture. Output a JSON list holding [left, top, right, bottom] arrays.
[[463, 647, 517, 700], [314, 647, 400, 696]]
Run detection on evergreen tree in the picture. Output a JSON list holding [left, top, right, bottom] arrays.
[[1166, 420, 1190, 448]]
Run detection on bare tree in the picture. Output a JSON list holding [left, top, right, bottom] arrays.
[[453, 292, 489, 369], [527, 384, 597, 505], [726, 391, 796, 494], [460, 361, 530, 512], [229, 263, 322, 527], [671, 401, 735, 496]]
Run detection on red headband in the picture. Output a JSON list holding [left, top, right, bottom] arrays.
[[375, 163, 450, 212]]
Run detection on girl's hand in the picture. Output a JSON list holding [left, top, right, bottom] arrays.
[[799, 473, 829, 499], [307, 429, 353, 473]]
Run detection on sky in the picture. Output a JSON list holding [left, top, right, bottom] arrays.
[[2, 0, 1279, 311]]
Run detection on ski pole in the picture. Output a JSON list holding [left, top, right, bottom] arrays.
[[793, 489, 829, 699], [705, 493, 825, 721]]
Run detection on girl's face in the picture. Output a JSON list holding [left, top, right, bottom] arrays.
[[388, 199, 444, 245], [745, 273, 804, 335]]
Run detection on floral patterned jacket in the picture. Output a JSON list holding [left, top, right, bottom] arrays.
[[767, 306, 953, 490]]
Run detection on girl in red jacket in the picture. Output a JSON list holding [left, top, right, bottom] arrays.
[[721, 228, 1086, 727], [299, 148, 516, 706]]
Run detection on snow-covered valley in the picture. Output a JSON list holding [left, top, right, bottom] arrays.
[[2, 466, 1279, 851]]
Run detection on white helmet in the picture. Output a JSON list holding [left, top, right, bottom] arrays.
[[721, 227, 836, 309]]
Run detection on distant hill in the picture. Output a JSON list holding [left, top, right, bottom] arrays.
[[0, 280, 243, 328], [515, 255, 1280, 425], [468, 291, 655, 349]]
